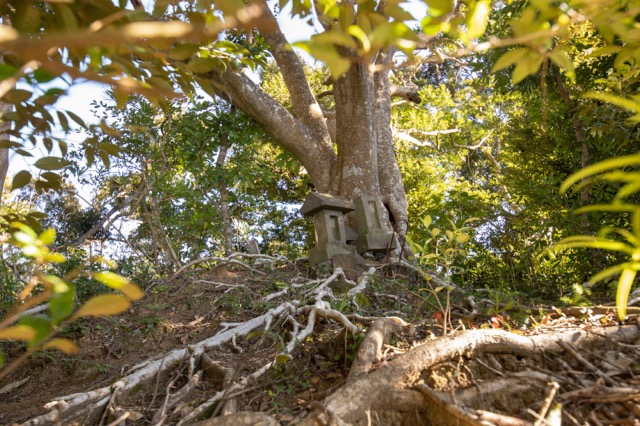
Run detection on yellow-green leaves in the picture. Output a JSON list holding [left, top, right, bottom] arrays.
[[11, 223, 66, 265], [617, 269, 637, 321], [294, 41, 351, 79], [34, 156, 72, 171], [463, 0, 490, 42], [1, 222, 144, 371], [548, 48, 574, 78], [73, 294, 132, 319], [427, 0, 455, 17], [555, 156, 640, 321], [92, 272, 144, 301], [0, 325, 37, 341], [293, 0, 419, 78], [492, 48, 542, 85], [584, 93, 640, 123]]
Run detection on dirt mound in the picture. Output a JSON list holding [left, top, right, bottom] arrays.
[[1, 257, 639, 425]]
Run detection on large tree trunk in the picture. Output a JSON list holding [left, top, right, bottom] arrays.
[[334, 58, 379, 201], [205, 2, 412, 240]]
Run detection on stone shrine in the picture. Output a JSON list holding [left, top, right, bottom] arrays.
[[300, 192, 356, 264]]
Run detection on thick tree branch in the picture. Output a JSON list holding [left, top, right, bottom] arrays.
[[259, 2, 331, 143], [317, 85, 421, 104], [390, 85, 421, 103], [203, 69, 337, 192]]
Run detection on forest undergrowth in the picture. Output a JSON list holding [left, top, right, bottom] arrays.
[[1, 254, 639, 426]]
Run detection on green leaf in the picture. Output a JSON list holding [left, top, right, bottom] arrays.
[[43, 252, 66, 263], [294, 42, 351, 79], [275, 353, 292, 365], [153, 0, 171, 16], [427, 0, 454, 16], [584, 92, 640, 117], [33, 68, 58, 83], [52, 4, 79, 32], [13, 0, 42, 33], [456, 234, 470, 243], [11, 170, 31, 190], [310, 32, 357, 49], [92, 271, 129, 289], [73, 294, 131, 319], [120, 283, 144, 301], [0, 63, 18, 80], [548, 48, 574, 75], [18, 316, 51, 346], [188, 57, 221, 74], [169, 44, 199, 60], [38, 228, 56, 245], [50, 285, 75, 325], [554, 236, 634, 255], [423, 215, 432, 228], [492, 48, 529, 72], [348, 25, 371, 52], [34, 156, 71, 171], [97, 142, 121, 156], [66, 110, 86, 128], [465, 0, 490, 41], [247, 330, 266, 340], [57, 111, 70, 132], [511, 56, 541, 85], [3, 89, 32, 104]]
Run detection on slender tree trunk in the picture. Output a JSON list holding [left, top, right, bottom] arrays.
[[0, 18, 11, 204], [555, 72, 590, 233], [215, 136, 233, 256], [555, 72, 589, 206], [0, 109, 9, 202]]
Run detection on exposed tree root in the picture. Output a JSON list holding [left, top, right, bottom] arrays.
[[305, 325, 640, 425], [19, 267, 365, 426], [15, 262, 640, 426]]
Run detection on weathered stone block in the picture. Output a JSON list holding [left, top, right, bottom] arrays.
[[300, 192, 355, 216], [354, 195, 396, 253], [313, 210, 346, 244], [308, 242, 356, 265]]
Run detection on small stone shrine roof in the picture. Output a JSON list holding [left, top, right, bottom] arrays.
[[300, 192, 355, 216]]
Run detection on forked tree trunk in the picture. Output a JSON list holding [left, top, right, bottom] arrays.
[[205, 0, 411, 239]]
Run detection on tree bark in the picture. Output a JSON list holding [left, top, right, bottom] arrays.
[[334, 57, 379, 200], [374, 49, 409, 236]]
